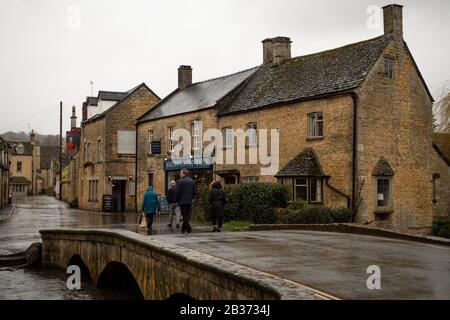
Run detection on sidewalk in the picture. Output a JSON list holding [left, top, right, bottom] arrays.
[[0, 204, 14, 223]]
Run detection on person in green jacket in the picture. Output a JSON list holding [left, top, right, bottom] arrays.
[[142, 186, 160, 233]]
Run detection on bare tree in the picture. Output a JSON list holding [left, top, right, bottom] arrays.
[[352, 177, 365, 222]]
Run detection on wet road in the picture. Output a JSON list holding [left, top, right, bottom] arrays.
[[0, 196, 200, 255], [157, 230, 450, 300]]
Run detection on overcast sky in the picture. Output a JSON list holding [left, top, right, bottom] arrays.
[[1, 0, 449, 134]]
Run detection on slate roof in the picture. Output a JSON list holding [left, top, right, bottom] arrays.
[[137, 68, 259, 122], [10, 176, 32, 185], [218, 35, 393, 115], [275, 148, 326, 177], [40, 146, 59, 170], [98, 91, 128, 101], [84, 83, 160, 125], [8, 141, 33, 155], [372, 156, 395, 176], [433, 133, 450, 166]]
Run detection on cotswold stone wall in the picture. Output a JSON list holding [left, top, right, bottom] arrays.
[[79, 86, 159, 212], [40, 228, 319, 300], [215, 95, 354, 209], [136, 109, 217, 208], [79, 118, 106, 211], [356, 36, 434, 233]]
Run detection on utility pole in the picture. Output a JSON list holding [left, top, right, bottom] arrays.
[[59, 101, 62, 201]]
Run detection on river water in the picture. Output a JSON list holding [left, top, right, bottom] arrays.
[[0, 196, 188, 300], [0, 266, 135, 300]]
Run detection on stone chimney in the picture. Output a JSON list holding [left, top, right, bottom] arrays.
[[71, 105, 77, 129], [262, 37, 292, 65], [178, 65, 192, 89], [30, 129, 35, 145], [383, 4, 403, 36], [262, 38, 274, 64]]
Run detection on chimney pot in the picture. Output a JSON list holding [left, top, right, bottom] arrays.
[[178, 65, 192, 89], [383, 4, 403, 36]]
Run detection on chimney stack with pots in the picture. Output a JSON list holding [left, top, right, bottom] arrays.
[[178, 65, 193, 89]]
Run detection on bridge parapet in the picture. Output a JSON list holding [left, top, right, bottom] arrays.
[[40, 229, 323, 300]]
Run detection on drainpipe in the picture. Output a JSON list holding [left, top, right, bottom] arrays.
[[134, 122, 138, 214], [350, 92, 359, 221]]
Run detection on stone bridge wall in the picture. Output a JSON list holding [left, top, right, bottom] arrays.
[[40, 229, 320, 300]]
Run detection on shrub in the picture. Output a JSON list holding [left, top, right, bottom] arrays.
[[193, 183, 289, 224], [287, 200, 309, 211], [288, 207, 333, 224], [329, 207, 352, 223], [433, 221, 450, 239]]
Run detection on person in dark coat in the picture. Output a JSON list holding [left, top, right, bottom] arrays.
[[176, 168, 196, 234], [166, 180, 180, 230], [141, 185, 160, 234], [209, 181, 226, 232]]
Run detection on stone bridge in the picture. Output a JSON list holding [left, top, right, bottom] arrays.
[[40, 229, 326, 300]]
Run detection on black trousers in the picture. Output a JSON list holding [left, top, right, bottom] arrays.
[[146, 213, 154, 229], [212, 213, 224, 228], [179, 204, 192, 233]]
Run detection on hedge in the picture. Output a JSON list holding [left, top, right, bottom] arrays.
[[194, 183, 289, 224], [433, 221, 450, 239]]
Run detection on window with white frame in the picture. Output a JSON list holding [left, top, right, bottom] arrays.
[[167, 126, 175, 153], [375, 177, 392, 210], [222, 127, 233, 149], [247, 122, 257, 146], [191, 122, 201, 152], [295, 178, 308, 201], [292, 177, 323, 202], [308, 112, 323, 138], [148, 129, 154, 154]]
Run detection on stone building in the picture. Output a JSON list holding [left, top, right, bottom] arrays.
[[8, 139, 33, 196], [136, 4, 436, 233], [78, 83, 160, 212], [432, 133, 450, 219], [0, 137, 11, 208]]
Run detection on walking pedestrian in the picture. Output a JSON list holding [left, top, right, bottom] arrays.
[[176, 168, 196, 234], [141, 185, 160, 235], [167, 180, 180, 230], [209, 181, 226, 232]]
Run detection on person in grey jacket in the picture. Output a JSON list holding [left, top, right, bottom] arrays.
[[176, 168, 196, 234]]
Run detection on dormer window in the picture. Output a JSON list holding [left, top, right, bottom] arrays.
[[384, 57, 394, 79], [16, 144, 24, 155]]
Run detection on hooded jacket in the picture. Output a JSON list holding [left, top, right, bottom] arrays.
[[142, 186, 160, 214]]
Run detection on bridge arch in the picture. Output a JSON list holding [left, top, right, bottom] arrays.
[[68, 254, 92, 282], [97, 261, 144, 300]]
